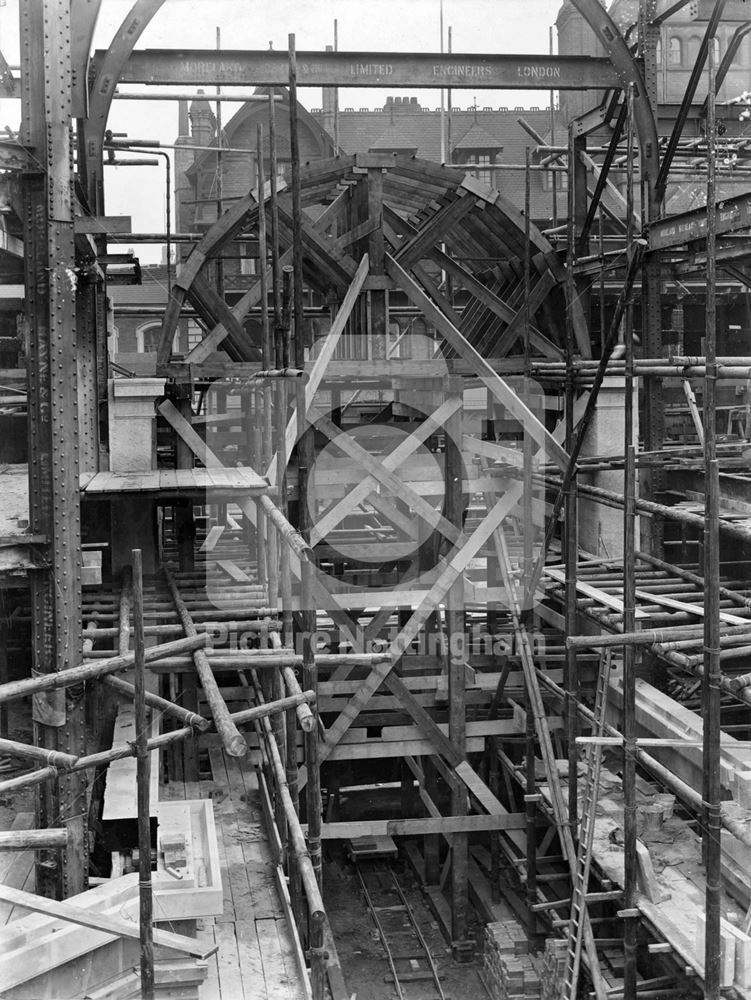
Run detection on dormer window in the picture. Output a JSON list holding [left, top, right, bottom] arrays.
[[467, 153, 494, 185], [452, 121, 502, 188]]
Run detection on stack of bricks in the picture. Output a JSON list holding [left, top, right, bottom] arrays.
[[540, 937, 569, 1000], [483, 920, 542, 1000]]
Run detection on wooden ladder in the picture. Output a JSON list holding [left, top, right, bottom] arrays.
[[562, 648, 613, 1000]]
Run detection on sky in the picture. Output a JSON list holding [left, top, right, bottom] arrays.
[[0, 0, 565, 261]]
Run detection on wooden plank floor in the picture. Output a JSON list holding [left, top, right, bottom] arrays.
[[164, 749, 307, 1000], [0, 813, 36, 925]]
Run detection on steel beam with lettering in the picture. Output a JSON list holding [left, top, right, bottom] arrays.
[[93, 49, 619, 90], [649, 189, 751, 251]]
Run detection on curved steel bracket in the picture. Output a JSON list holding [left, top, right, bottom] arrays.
[[570, 0, 660, 212], [70, 0, 103, 117], [80, 0, 166, 213]]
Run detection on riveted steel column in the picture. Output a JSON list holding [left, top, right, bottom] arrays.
[[20, 0, 86, 899]]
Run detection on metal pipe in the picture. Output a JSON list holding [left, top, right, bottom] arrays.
[[248, 668, 326, 996], [162, 567, 247, 757], [0, 634, 209, 705], [133, 549, 154, 1000], [564, 119, 579, 842], [622, 87, 637, 1000], [101, 674, 210, 731], [0, 691, 317, 796], [255, 122, 271, 611], [113, 91, 281, 103], [703, 37, 722, 1000], [0, 829, 68, 851]]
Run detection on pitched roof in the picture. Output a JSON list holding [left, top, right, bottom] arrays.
[[369, 117, 420, 152], [453, 121, 504, 150], [315, 104, 568, 217], [186, 86, 334, 178]]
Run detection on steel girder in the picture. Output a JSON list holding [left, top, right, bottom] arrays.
[[93, 48, 620, 91]]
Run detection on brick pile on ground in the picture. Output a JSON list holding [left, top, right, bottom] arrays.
[[540, 936, 569, 1000], [483, 920, 542, 1000]]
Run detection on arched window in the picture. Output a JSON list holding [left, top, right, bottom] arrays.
[[669, 36, 683, 65], [711, 36, 721, 66], [655, 38, 662, 64], [136, 322, 179, 354], [136, 323, 162, 353]]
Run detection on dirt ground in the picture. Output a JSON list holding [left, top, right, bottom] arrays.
[[324, 848, 488, 1000]]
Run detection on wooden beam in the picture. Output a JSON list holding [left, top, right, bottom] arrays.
[[267, 252, 370, 483], [319, 813, 526, 838], [544, 567, 650, 619], [158, 399, 223, 470], [633, 588, 748, 626], [310, 397, 461, 545], [334, 217, 379, 251], [365, 491, 418, 538], [325, 735, 489, 760], [493, 271, 560, 358], [312, 485, 523, 774], [187, 271, 259, 361], [454, 760, 509, 815], [385, 204, 561, 358], [385, 254, 569, 469], [396, 192, 476, 268], [184, 249, 293, 365], [463, 435, 529, 469], [311, 185, 354, 234], [0, 883, 217, 960], [383, 672, 462, 766], [309, 407, 461, 545], [277, 198, 357, 282]]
